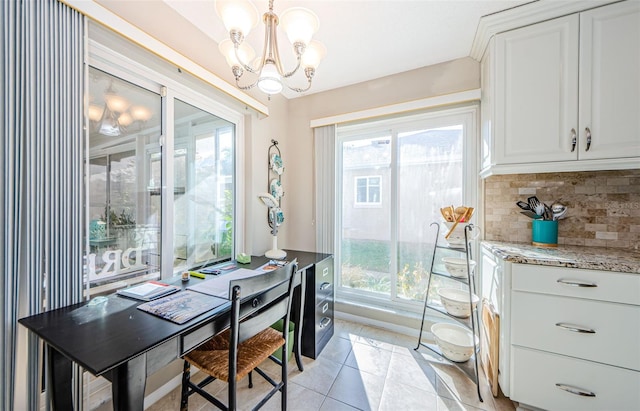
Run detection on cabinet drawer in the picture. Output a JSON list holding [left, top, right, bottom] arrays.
[[512, 291, 640, 370], [315, 298, 334, 341], [511, 346, 640, 411], [512, 264, 640, 305]]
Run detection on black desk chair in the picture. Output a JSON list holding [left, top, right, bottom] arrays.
[[180, 260, 298, 411]]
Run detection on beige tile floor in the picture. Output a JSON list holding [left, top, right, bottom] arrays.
[[148, 318, 516, 411]]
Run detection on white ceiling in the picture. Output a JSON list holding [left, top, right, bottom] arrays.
[[96, 0, 533, 98]]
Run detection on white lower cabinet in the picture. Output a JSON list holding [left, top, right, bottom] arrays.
[[510, 264, 640, 411], [511, 346, 640, 411], [511, 291, 640, 371], [480, 245, 640, 410]]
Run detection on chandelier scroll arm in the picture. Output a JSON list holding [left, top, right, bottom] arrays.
[[230, 30, 261, 75]]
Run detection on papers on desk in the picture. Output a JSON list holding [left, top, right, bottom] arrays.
[[137, 291, 228, 324], [116, 282, 180, 301], [187, 268, 260, 298]]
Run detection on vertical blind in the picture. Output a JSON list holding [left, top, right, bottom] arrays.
[[314, 125, 336, 253], [1, 0, 85, 409]]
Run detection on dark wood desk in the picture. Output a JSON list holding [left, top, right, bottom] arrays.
[[19, 250, 330, 411]]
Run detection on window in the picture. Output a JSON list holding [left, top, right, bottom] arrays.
[[336, 107, 477, 310], [172, 99, 234, 272], [87, 67, 162, 289], [355, 176, 381, 205], [85, 66, 239, 296]]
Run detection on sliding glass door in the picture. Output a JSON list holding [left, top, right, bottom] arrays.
[[337, 107, 476, 308], [86, 70, 237, 298]]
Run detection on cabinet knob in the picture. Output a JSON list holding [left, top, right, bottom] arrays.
[[585, 127, 592, 151], [570, 128, 577, 152]]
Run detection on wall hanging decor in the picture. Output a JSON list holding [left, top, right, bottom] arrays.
[[258, 140, 286, 259]]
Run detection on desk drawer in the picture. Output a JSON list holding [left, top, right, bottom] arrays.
[[511, 346, 640, 411], [512, 264, 640, 305], [512, 291, 640, 370], [315, 258, 333, 301], [315, 298, 334, 342]]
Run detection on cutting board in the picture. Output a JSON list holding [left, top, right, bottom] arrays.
[[481, 298, 500, 397]]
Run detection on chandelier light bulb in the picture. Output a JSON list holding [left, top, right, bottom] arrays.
[[280, 7, 319, 46], [88, 104, 104, 122], [104, 92, 130, 113], [130, 105, 152, 122], [215, 0, 258, 37], [258, 62, 283, 95], [301, 40, 327, 69], [219, 39, 256, 68], [117, 112, 133, 127]]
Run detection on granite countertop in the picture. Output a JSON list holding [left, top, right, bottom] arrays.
[[482, 241, 640, 274]]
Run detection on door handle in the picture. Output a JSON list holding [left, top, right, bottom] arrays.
[[570, 128, 577, 152]]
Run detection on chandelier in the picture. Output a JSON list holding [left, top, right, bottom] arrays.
[[215, 0, 326, 96], [88, 83, 152, 137]]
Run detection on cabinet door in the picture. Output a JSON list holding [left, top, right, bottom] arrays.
[[495, 15, 579, 164], [578, 1, 640, 160]]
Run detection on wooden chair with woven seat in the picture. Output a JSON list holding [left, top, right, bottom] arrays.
[[180, 260, 298, 411]]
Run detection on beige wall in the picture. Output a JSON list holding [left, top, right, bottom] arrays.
[[278, 57, 480, 253]]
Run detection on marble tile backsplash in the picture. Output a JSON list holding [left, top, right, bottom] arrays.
[[483, 169, 640, 251]]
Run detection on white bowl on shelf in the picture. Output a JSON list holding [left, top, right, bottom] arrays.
[[442, 257, 476, 278], [437, 288, 480, 318], [431, 322, 478, 362]]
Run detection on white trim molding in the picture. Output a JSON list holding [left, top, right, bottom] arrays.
[[60, 0, 269, 116], [470, 0, 620, 60], [310, 89, 481, 128]]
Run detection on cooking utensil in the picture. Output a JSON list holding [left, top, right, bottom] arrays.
[[527, 196, 545, 217], [481, 299, 500, 397], [516, 201, 532, 211], [551, 202, 566, 213], [440, 206, 455, 222], [445, 207, 474, 239], [543, 203, 553, 220], [553, 207, 568, 220], [520, 210, 541, 219], [453, 206, 468, 222]]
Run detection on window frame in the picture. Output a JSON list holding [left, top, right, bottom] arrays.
[[335, 105, 479, 313]]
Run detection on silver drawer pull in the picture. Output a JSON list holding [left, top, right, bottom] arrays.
[[557, 279, 597, 288], [319, 317, 332, 328], [555, 322, 596, 334], [319, 282, 331, 291], [555, 383, 596, 397]]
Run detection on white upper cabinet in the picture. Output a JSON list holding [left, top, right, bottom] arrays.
[[578, 2, 640, 160], [481, 1, 640, 177]]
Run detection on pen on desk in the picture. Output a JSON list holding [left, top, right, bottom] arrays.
[[189, 271, 206, 279]]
